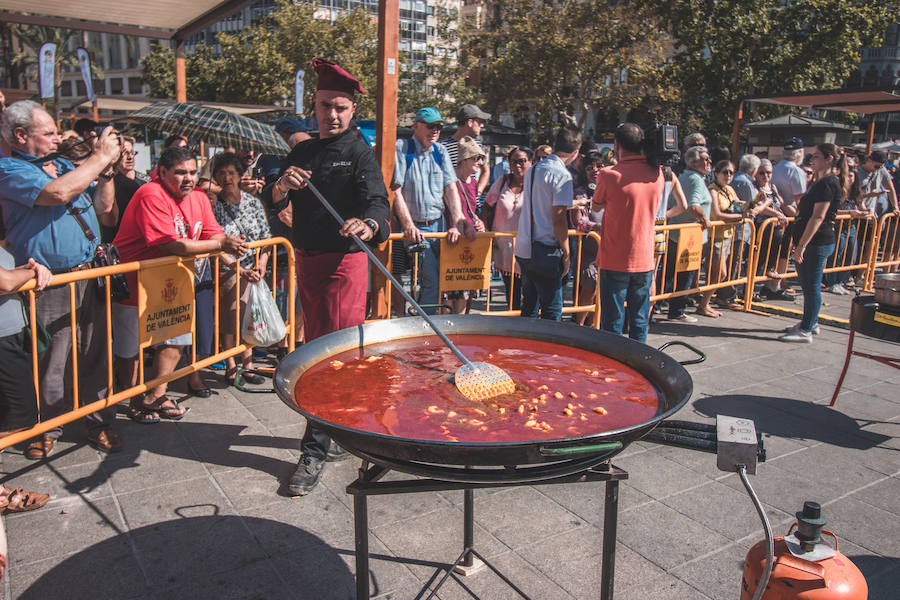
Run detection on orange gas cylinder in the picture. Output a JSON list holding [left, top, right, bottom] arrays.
[[741, 502, 867, 600]]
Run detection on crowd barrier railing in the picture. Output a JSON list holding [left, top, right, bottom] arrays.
[[746, 214, 879, 311], [1, 237, 295, 451], [649, 219, 756, 305], [379, 230, 603, 326], [864, 212, 900, 290]]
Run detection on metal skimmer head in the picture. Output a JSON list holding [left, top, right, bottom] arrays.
[[454, 362, 517, 402]]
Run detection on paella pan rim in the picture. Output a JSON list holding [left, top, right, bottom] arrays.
[[274, 315, 693, 463]]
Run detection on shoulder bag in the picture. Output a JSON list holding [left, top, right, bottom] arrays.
[[65, 201, 130, 302], [523, 166, 564, 281]]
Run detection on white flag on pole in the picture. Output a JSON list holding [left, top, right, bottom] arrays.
[[39, 43, 56, 99]]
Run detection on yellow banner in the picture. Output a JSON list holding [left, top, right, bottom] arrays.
[[675, 226, 703, 273], [138, 259, 195, 347], [440, 236, 492, 292]]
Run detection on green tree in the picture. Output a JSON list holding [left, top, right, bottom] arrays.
[[656, 0, 891, 140], [141, 43, 222, 101], [469, 0, 670, 132]]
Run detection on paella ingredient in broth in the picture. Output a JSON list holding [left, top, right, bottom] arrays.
[[293, 335, 660, 442]]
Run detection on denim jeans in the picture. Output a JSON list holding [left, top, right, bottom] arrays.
[[664, 239, 697, 318], [824, 225, 856, 286], [797, 242, 836, 332], [500, 271, 522, 311], [408, 216, 444, 313], [520, 263, 564, 321], [598, 269, 653, 343]]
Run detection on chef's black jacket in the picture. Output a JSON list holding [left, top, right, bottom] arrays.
[[262, 125, 390, 253]]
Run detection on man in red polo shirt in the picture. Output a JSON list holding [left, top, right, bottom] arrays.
[[592, 123, 664, 343], [113, 146, 247, 422]]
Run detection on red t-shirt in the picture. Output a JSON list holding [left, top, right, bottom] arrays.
[[592, 156, 663, 273], [113, 181, 223, 305]]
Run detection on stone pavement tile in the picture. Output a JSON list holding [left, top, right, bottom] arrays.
[[213, 464, 298, 511], [744, 349, 818, 380], [100, 440, 210, 495], [372, 504, 507, 581], [240, 486, 356, 555], [267, 422, 306, 454], [859, 421, 900, 450], [613, 572, 711, 600], [828, 389, 900, 423], [819, 496, 900, 557], [117, 476, 233, 531], [660, 480, 792, 540], [835, 537, 896, 585], [1, 460, 114, 503], [669, 538, 748, 600], [866, 562, 900, 600], [762, 373, 843, 404], [172, 392, 246, 417], [533, 480, 653, 527], [0, 435, 102, 474], [764, 444, 886, 497], [851, 475, 900, 514], [129, 515, 268, 589], [422, 550, 574, 600], [365, 489, 454, 531], [472, 487, 583, 549], [776, 435, 900, 478], [689, 366, 760, 395], [612, 450, 711, 500], [647, 442, 727, 481], [318, 456, 366, 508], [4, 496, 126, 566], [8, 538, 147, 600], [153, 558, 292, 600], [190, 436, 297, 478], [173, 408, 272, 445], [271, 536, 415, 600], [853, 380, 900, 405], [245, 398, 306, 431], [717, 462, 845, 515], [615, 500, 731, 571], [516, 525, 667, 598]]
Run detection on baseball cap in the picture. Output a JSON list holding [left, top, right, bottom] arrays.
[[457, 136, 485, 162], [415, 107, 443, 124], [869, 150, 888, 165], [457, 104, 490, 122], [783, 137, 804, 150]]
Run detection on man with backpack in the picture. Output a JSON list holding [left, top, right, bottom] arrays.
[[391, 107, 474, 313]]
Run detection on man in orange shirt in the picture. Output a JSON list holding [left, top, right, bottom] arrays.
[[591, 123, 664, 343]]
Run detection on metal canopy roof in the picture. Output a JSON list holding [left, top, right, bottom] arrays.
[[744, 88, 900, 115], [73, 96, 286, 116], [744, 114, 856, 131], [0, 0, 256, 40]]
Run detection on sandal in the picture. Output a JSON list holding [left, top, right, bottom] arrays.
[[128, 398, 160, 424], [0, 484, 50, 514], [144, 395, 189, 421]]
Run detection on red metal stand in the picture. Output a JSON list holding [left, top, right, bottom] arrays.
[[830, 330, 900, 406]]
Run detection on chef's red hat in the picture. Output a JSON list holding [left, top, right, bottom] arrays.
[[313, 57, 366, 96]]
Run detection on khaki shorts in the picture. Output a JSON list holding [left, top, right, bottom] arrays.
[[112, 303, 192, 358]]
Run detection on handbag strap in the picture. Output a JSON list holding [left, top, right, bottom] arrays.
[[528, 164, 537, 246], [65, 202, 97, 243]]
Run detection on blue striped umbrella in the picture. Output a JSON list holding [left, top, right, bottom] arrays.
[[127, 102, 290, 154]]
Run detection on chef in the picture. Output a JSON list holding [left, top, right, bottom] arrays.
[[263, 58, 390, 496]]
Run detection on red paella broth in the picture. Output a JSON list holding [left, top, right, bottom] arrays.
[[293, 335, 660, 443]]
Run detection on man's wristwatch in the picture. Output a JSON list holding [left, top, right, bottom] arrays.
[[363, 218, 379, 234], [98, 171, 115, 181]]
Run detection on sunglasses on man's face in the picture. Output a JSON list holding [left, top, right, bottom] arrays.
[[425, 123, 443, 132]]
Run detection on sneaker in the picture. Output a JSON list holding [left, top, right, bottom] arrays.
[[783, 323, 820, 335], [287, 454, 325, 496], [827, 283, 851, 296], [778, 330, 813, 343], [326, 443, 353, 462], [760, 287, 795, 301], [668, 314, 698, 323], [845, 276, 856, 288]]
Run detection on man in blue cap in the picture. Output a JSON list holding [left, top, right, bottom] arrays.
[[391, 107, 475, 313]]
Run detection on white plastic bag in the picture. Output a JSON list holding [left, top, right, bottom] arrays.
[[241, 280, 287, 347]]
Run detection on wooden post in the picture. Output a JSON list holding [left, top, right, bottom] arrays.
[[730, 100, 743, 160], [175, 39, 187, 103], [371, 0, 400, 320], [866, 118, 876, 154]]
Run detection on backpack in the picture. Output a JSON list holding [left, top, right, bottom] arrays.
[[404, 137, 443, 173]]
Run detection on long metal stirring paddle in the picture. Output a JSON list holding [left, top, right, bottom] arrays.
[[301, 178, 516, 402]]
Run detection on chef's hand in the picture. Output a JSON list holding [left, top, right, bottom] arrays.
[[402, 221, 423, 243], [222, 235, 249, 256], [341, 217, 374, 242], [28, 258, 52, 291], [276, 167, 312, 192]]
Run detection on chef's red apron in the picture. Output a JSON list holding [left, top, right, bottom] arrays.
[[296, 250, 368, 341]]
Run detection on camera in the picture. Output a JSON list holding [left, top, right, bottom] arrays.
[[93, 125, 122, 142], [407, 240, 429, 254], [643, 123, 679, 169]]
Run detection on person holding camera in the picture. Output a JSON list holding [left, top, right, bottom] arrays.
[[591, 123, 664, 342], [0, 100, 123, 457]]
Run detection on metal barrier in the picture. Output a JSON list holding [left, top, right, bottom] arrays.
[[650, 219, 756, 304], [379, 230, 602, 326], [865, 212, 900, 290], [747, 214, 879, 310], [1, 237, 295, 451]]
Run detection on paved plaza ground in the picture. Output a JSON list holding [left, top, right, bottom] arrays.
[[1, 289, 898, 600]]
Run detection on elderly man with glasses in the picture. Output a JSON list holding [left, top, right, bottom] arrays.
[[391, 107, 474, 314], [665, 145, 713, 322]]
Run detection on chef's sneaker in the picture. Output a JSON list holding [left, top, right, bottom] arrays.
[[779, 330, 813, 343], [783, 322, 820, 335], [287, 454, 325, 496]]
